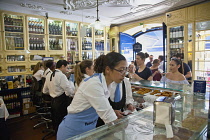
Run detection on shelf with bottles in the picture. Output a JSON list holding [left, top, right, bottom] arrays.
[[95, 29, 104, 39], [6, 65, 26, 73], [66, 37, 78, 52], [82, 52, 92, 60], [169, 43, 184, 49], [82, 38, 92, 50], [81, 24, 92, 37], [5, 32, 24, 50], [29, 54, 46, 62], [66, 22, 78, 37], [29, 34, 46, 50], [50, 54, 65, 62], [27, 17, 45, 34], [95, 40, 104, 51], [169, 26, 184, 43], [67, 51, 79, 64], [48, 19, 63, 35], [3, 13, 24, 33], [6, 54, 25, 63], [49, 36, 63, 50]]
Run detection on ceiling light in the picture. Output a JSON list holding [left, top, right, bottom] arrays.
[[90, 0, 105, 30]]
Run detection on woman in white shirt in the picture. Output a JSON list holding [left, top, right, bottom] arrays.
[[95, 56, 135, 127], [74, 59, 94, 91], [57, 52, 127, 139], [33, 62, 44, 91], [161, 58, 189, 84]]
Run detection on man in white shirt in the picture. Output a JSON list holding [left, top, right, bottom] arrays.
[[43, 60, 75, 132]]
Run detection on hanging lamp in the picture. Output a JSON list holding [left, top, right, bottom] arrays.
[[90, 0, 105, 30]]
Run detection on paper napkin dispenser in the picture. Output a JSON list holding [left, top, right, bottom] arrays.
[[153, 97, 176, 138]]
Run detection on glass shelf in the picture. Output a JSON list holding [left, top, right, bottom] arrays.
[[29, 34, 45, 50], [28, 17, 44, 34], [5, 32, 24, 50], [6, 55, 25, 62]]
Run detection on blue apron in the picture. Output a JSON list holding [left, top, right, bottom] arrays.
[[57, 73, 102, 140]]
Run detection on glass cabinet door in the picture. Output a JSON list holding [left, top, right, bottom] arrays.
[[66, 22, 78, 37], [194, 20, 210, 83], [48, 20, 62, 35], [5, 32, 24, 50], [28, 17, 45, 34], [82, 38, 93, 60], [3, 14, 24, 50], [29, 54, 46, 61], [6, 54, 25, 62], [50, 54, 65, 62], [169, 25, 185, 59]]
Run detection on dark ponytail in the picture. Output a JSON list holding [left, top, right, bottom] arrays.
[[94, 52, 126, 74], [136, 52, 149, 60], [171, 58, 184, 74]]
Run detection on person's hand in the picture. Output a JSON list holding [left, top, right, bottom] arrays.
[[127, 104, 135, 112], [114, 110, 124, 119]]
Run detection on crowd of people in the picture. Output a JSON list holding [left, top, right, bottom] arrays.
[[30, 51, 191, 139]]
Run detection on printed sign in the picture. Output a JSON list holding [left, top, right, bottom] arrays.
[[193, 80, 206, 93]]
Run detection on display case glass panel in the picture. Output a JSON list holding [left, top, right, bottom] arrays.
[[49, 36, 63, 50], [95, 29, 104, 38], [5, 32, 24, 50], [82, 25, 92, 37], [29, 54, 45, 61], [29, 34, 45, 50], [7, 65, 26, 73], [82, 52, 92, 60], [28, 17, 44, 34], [66, 22, 78, 37], [3, 14, 23, 33], [6, 54, 25, 62], [48, 20, 62, 35]]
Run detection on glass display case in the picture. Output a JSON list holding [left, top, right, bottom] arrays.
[[68, 83, 208, 140], [168, 25, 185, 59], [6, 54, 25, 62], [3, 13, 24, 50]]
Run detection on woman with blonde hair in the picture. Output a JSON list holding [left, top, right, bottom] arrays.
[[74, 59, 94, 91]]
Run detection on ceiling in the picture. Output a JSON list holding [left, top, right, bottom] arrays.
[[0, 0, 209, 26]]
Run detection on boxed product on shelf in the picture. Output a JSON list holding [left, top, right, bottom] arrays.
[[22, 107, 36, 115], [23, 101, 33, 109]]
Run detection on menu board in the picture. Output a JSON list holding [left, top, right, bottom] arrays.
[[193, 80, 206, 93]]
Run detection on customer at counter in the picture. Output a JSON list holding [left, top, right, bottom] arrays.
[[42, 60, 75, 132], [57, 52, 127, 139], [161, 58, 189, 84], [150, 59, 162, 81], [95, 55, 135, 127], [133, 52, 152, 81], [74, 59, 94, 91]]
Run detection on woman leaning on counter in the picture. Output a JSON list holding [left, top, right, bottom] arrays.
[[95, 55, 135, 127], [57, 52, 127, 139]]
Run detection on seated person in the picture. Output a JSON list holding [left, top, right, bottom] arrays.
[[150, 59, 162, 81], [161, 58, 189, 84]]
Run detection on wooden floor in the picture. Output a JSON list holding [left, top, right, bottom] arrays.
[[7, 114, 56, 140]]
